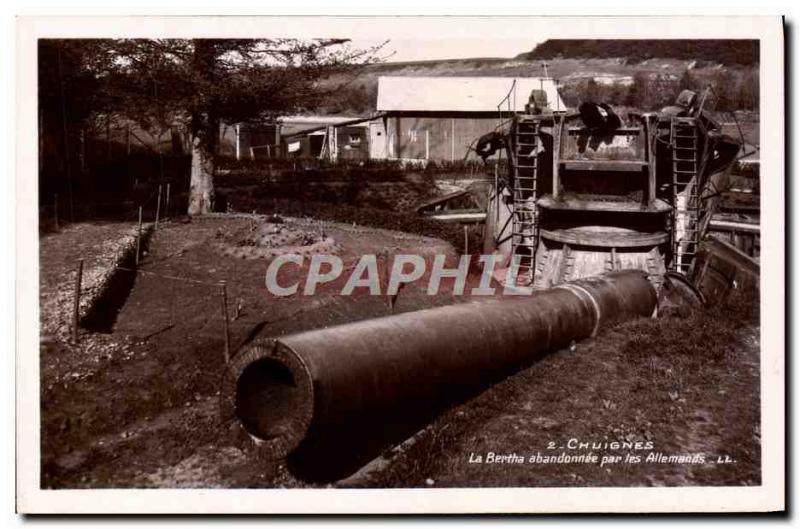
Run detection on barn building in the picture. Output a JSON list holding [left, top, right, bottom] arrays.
[[370, 76, 565, 162], [223, 116, 369, 160]]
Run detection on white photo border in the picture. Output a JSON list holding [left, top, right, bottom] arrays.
[[15, 15, 785, 513]]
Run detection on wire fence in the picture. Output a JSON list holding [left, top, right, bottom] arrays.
[[65, 179, 234, 358]]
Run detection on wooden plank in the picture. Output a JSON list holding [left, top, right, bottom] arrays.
[[415, 190, 470, 213], [645, 114, 657, 205], [537, 195, 672, 213], [552, 114, 564, 200], [708, 219, 760, 234], [540, 228, 669, 248], [425, 212, 487, 223], [451, 118, 455, 161], [566, 127, 642, 135], [704, 235, 760, 277], [562, 160, 647, 172]]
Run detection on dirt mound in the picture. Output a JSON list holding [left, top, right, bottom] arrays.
[[213, 218, 341, 260], [226, 196, 483, 253]]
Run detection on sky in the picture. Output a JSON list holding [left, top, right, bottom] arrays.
[[349, 38, 541, 63]]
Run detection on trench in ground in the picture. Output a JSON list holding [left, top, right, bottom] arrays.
[[81, 226, 155, 333]]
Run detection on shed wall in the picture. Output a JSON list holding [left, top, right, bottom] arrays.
[[383, 116, 503, 161]]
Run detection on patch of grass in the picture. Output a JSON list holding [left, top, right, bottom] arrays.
[[627, 288, 757, 361]]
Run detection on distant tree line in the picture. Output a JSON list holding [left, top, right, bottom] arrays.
[[316, 82, 376, 115], [521, 39, 759, 67], [558, 69, 759, 112]]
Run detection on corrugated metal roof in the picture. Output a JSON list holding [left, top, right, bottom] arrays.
[[377, 76, 565, 113]]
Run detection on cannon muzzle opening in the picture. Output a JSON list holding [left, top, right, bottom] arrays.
[[223, 342, 314, 458]]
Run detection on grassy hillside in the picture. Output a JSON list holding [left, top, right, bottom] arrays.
[[521, 39, 759, 66], [316, 50, 758, 115]]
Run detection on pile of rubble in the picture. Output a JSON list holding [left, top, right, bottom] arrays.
[[215, 217, 340, 260]]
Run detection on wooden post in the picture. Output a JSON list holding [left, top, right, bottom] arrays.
[[53, 194, 59, 231], [386, 126, 391, 159], [395, 116, 401, 159], [78, 130, 86, 173], [451, 118, 456, 161], [494, 165, 500, 225], [125, 125, 131, 156], [155, 184, 162, 230], [425, 129, 430, 161], [333, 126, 338, 161], [235, 124, 241, 161], [463, 225, 469, 255], [136, 206, 143, 266], [552, 114, 563, 201], [72, 259, 84, 342], [165, 183, 171, 219], [219, 281, 231, 363], [645, 114, 657, 207]]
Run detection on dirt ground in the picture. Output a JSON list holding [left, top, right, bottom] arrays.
[[40, 215, 464, 488], [40, 214, 761, 489]]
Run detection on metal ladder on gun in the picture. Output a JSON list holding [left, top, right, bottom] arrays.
[[511, 118, 541, 285], [669, 116, 701, 275]]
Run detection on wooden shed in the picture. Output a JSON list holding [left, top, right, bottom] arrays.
[[371, 76, 565, 162]]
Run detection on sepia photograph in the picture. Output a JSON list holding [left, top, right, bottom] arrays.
[[15, 15, 785, 513]]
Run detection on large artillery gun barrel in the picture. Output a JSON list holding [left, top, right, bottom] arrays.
[[220, 270, 656, 465]]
